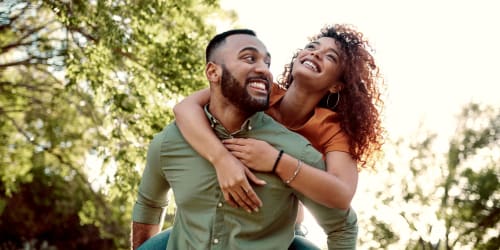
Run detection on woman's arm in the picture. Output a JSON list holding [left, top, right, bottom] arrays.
[[279, 151, 358, 209], [173, 89, 264, 212], [223, 138, 358, 209]]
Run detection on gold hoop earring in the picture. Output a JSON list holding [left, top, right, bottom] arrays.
[[326, 92, 340, 109]]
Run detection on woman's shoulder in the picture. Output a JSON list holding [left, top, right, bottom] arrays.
[[270, 83, 286, 98], [302, 107, 349, 153], [311, 107, 341, 127], [267, 83, 286, 113]]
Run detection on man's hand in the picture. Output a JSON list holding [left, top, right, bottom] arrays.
[[223, 138, 278, 172], [212, 151, 265, 213]]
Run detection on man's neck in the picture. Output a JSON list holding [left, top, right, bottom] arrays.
[[208, 99, 252, 133]]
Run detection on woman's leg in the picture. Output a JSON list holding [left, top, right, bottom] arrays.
[[137, 228, 171, 250], [288, 235, 321, 250]]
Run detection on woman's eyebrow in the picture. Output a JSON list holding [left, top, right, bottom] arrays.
[[311, 41, 340, 57]]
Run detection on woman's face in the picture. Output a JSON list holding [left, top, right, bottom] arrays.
[[292, 37, 344, 91]]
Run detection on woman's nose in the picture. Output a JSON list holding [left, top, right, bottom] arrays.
[[310, 50, 321, 59]]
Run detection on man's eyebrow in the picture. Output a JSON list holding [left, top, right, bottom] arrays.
[[239, 47, 271, 59]]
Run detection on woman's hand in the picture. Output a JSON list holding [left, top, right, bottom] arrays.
[[212, 151, 265, 213], [223, 138, 279, 172]]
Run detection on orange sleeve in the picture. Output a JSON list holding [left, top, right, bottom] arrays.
[[301, 108, 350, 155], [322, 128, 350, 154]]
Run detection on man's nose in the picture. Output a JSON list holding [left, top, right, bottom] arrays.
[[254, 60, 272, 78]]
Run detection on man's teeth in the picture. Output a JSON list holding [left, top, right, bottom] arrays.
[[303, 60, 318, 72], [249, 82, 266, 90]]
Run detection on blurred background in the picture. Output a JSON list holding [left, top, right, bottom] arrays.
[[0, 0, 498, 249]]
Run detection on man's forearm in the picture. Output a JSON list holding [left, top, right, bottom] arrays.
[[131, 222, 161, 250]]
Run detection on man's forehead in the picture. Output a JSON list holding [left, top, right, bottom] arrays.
[[224, 34, 268, 53]]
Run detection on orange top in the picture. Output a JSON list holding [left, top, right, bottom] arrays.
[[265, 83, 350, 155]]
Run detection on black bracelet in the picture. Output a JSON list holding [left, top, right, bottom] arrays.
[[272, 150, 284, 173]]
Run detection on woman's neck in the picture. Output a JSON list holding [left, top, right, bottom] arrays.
[[277, 81, 324, 129]]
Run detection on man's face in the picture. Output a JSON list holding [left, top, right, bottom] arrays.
[[220, 64, 270, 113], [215, 34, 273, 113]]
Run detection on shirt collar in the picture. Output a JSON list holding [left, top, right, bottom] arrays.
[[204, 105, 261, 139]]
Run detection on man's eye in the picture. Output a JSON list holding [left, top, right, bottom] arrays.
[[244, 56, 255, 62]]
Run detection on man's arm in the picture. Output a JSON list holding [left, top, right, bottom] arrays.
[[131, 132, 170, 249], [131, 222, 161, 250], [293, 147, 358, 250]]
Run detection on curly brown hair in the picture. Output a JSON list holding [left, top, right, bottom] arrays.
[[278, 24, 385, 168]]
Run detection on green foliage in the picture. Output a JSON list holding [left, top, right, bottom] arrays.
[[358, 103, 500, 250], [0, 0, 233, 248], [0, 166, 114, 249]]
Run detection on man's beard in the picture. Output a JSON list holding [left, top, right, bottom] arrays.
[[220, 65, 269, 114]]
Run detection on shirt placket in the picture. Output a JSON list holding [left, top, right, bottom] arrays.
[[211, 190, 225, 250]]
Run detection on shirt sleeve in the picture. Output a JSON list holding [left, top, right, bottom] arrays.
[[322, 129, 350, 154], [295, 145, 358, 249], [132, 132, 171, 224], [301, 199, 358, 250]]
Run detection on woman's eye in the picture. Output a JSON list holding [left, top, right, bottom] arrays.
[[327, 55, 337, 62], [305, 44, 315, 50]]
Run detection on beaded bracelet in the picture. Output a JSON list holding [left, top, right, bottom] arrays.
[[272, 149, 284, 173], [284, 159, 302, 184]]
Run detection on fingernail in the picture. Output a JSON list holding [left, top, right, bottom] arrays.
[[246, 209, 252, 213], [254, 208, 259, 212]]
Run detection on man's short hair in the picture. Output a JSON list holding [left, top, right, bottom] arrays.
[[205, 29, 256, 63]]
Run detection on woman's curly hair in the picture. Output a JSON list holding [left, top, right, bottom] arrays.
[[278, 24, 385, 169]]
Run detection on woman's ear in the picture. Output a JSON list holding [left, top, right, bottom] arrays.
[[205, 62, 221, 85], [329, 81, 344, 93]]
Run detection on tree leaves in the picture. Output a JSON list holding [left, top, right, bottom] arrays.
[[358, 103, 500, 249], [1, 0, 230, 248]]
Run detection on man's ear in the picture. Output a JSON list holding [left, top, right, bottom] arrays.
[[206, 62, 221, 85]]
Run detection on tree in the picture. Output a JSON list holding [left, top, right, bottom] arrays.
[[0, 0, 233, 248], [357, 103, 500, 250]]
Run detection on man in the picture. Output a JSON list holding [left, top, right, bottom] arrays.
[[131, 29, 357, 250]]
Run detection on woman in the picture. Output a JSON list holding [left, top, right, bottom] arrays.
[[174, 24, 384, 248]]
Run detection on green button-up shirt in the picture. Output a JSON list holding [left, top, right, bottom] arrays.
[[133, 109, 357, 250]]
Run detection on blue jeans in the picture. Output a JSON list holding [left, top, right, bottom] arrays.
[[138, 228, 320, 250]]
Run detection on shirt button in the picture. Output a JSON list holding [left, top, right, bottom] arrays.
[[213, 238, 219, 244], [217, 202, 223, 207]]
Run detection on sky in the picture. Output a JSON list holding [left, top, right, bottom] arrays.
[[219, 0, 500, 140], [218, 0, 500, 247]]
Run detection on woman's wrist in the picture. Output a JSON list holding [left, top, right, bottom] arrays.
[[207, 144, 232, 167], [275, 154, 291, 178], [275, 154, 302, 184], [272, 150, 284, 173]]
